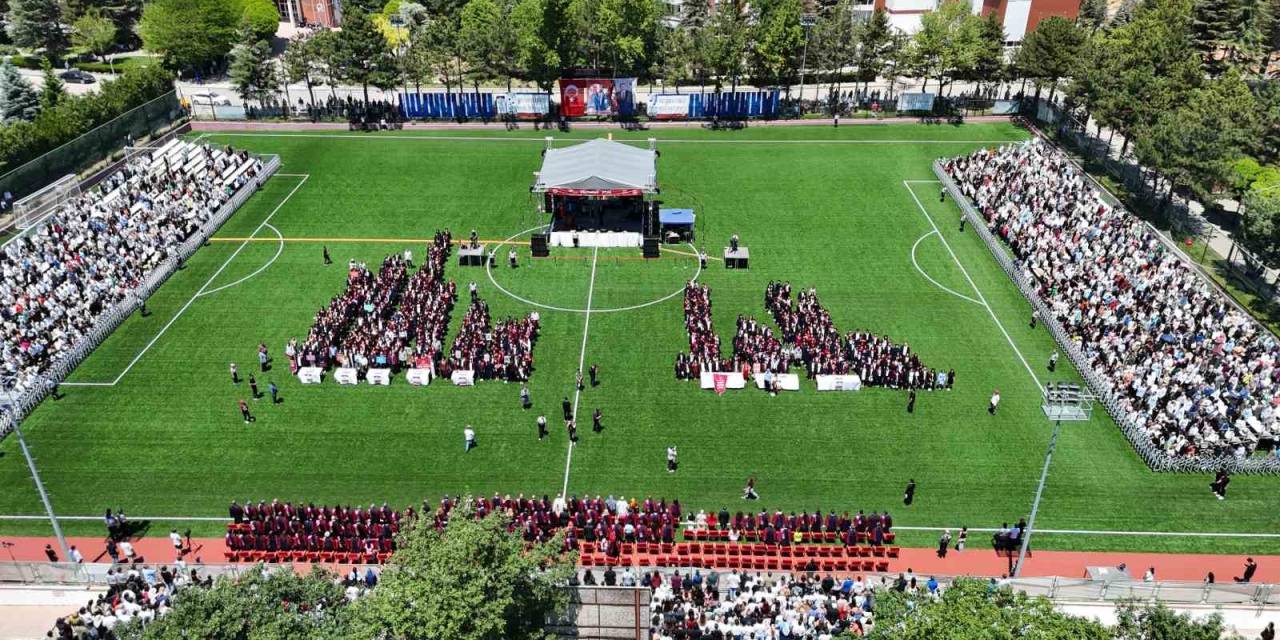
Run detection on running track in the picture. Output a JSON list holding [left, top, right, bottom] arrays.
[[2, 535, 1269, 582]]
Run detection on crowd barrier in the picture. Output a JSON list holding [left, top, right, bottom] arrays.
[[0, 150, 281, 442], [934, 159, 1280, 475]]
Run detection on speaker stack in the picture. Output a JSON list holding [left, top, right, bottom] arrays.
[[530, 233, 550, 257], [642, 237, 661, 259]]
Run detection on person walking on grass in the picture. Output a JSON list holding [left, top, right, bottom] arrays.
[[589, 363, 599, 387], [562, 397, 573, 422], [464, 425, 476, 452], [239, 399, 253, 424], [666, 446, 678, 473], [904, 479, 916, 506], [1211, 470, 1230, 500], [323, 245, 332, 265], [566, 419, 578, 443], [537, 415, 548, 440], [230, 362, 239, 384], [1048, 350, 1058, 372], [268, 381, 279, 404], [576, 370, 584, 391], [521, 384, 531, 409], [249, 374, 260, 400], [592, 408, 603, 433], [988, 389, 1001, 415], [907, 388, 917, 414]]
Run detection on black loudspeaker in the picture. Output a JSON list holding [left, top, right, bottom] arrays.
[[530, 233, 550, 257], [642, 237, 660, 258]]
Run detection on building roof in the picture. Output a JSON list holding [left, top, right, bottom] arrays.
[[533, 138, 657, 195]]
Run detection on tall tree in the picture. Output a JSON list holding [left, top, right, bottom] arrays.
[[812, 0, 857, 107], [749, 0, 806, 92], [704, 0, 750, 92], [138, 0, 239, 73], [511, 0, 563, 95], [1015, 16, 1086, 100], [852, 8, 893, 94], [38, 59, 63, 109], [282, 31, 324, 107], [1078, 0, 1108, 32], [228, 30, 279, 108], [0, 61, 40, 121], [460, 0, 518, 90], [346, 505, 575, 640], [1113, 600, 1243, 640], [333, 8, 400, 102], [908, 0, 970, 92], [6, 0, 68, 57], [72, 8, 120, 66], [658, 22, 695, 92]]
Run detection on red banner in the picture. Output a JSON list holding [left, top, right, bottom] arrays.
[[559, 78, 614, 117], [713, 373, 728, 396]]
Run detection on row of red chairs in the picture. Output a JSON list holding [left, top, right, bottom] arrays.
[[224, 549, 392, 564], [682, 529, 897, 545], [605, 542, 900, 559], [582, 552, 892, 574]]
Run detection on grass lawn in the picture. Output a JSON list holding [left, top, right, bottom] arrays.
[[1, 122, 1277, 556]]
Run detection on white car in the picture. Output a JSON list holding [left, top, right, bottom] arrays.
[[186, 90, 232, 106]]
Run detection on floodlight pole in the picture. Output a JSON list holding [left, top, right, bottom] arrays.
[[1014, 417, 1060, 578], [2, 385, 70, 563], [797, 14, 816, 114]]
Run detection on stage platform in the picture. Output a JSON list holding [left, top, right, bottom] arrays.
[[724, 247, 750, 268], [551, 231, 642, 248], [458, 245, 489, 266]]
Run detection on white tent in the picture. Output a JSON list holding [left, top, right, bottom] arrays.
[[533, 138, 657, 194]]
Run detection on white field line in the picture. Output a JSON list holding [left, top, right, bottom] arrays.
[[61, 175, 309, 387], [910, 230, 983, 306], [903, 180, 1044, 395], [562, 246, 599, 499], [201, 132, 1024, 145], [198, 223, 285, 298]]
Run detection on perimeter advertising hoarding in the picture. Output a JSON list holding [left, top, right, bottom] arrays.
[[898, 93, 936, 112], [496, 93, 551, 118], [991, 99, 1020, 115], [651, 94, 691, 119]]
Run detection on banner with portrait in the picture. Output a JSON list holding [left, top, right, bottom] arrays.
[[559, 78, 615, 117]]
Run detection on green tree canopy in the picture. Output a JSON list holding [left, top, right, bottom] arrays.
[[511, 0, 564, 93], [116, 567, 354, 640], [907, 0, 971, 93], [346, 505, 575, 640], [0, 61, 40, 121], [460, 0, 518, 89], [1015, 16, 1085, 100], [332, 8, 400, 102], [228, 29, 279, 107], [38, 58, 64, 110], [5, 0, 68, 57], [72, 8, 120, 63], [236, 0, 282, 42], [138, 0, 239, 73], [869, 579, 1113, 640], [283, 31, 325, 106], [748, 0, 805, 90], [852, 9, 894, 90]]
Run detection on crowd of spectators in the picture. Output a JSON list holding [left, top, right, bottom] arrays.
[[226, 499, 407, 559], [648, 569, 876, 639], [1, 140, 260, 396], [291, 232, 458, 376], [946, 139, 1280, 459], [674, 281, 948, 390], [46, 562, 212, 640], [446, 297, 539, 381]]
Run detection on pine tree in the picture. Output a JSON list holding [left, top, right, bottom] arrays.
[[1193, 0, 1244, 75], [1078, 0, 1108, 32], [38, 59, 64, 109], [5, 0, 69, 56], [0, 62, 41, 121], [1111, 0, 1141, 26], [228, 30, 279, 108]]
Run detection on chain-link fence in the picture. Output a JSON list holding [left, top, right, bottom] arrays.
[[935, 160, 1280, 475], [0, 92, 186, 202], [0, 152, 281, 442]]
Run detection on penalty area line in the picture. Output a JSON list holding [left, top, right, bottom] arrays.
[[61, 174, 310, 388]]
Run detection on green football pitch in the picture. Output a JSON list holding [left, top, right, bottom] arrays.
[[2, 123, 1277, 555]]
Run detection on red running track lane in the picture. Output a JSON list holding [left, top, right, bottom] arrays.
[[0, 536, 1271, 583]]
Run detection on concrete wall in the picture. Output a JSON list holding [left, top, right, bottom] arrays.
[[552, 586, 645, 640]]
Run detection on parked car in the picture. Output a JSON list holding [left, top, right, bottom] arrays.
[[187, 90, 232, 106], [59, 69, 96, 84]]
